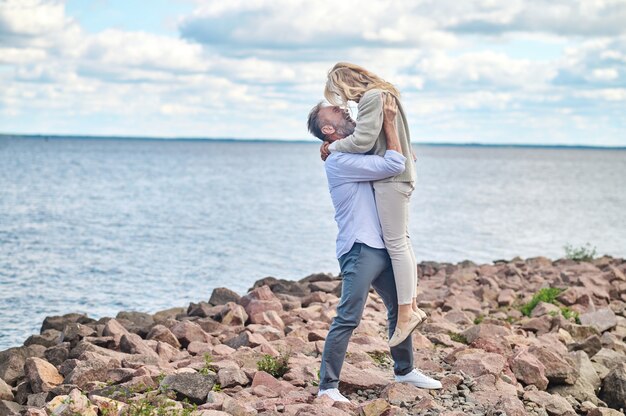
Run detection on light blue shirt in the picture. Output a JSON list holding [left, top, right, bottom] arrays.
[[324, 150, 407, 258]]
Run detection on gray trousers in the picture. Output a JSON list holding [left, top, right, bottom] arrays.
[[319, 243, 414, 390]]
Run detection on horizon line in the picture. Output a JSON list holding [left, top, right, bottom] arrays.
[[1, 133, 625, 150]]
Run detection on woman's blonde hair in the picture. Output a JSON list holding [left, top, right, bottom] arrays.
[[324, 62, 400, 107]]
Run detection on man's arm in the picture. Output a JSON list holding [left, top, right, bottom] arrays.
[[328, 90, 383, 154], [326, 152, 406, 184], [382, 93, 400, 153]]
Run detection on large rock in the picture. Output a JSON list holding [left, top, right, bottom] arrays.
[[0, 378, 13, 401], [119, 333, 159, 357], [600, 363, 626, 411], [209, 287, 241, 306], [169, 320, 210, 348], [23, 357, 63, 393], [529, 346, 578, 385], [462, 324, 511, 344], [40, 313, 94, 332], [219, 302, 248, 326], [0, 399, 24, 415], [146, 324, 181, 349], [511, 349, 549, 390], [0, 346, 44, 386], [337, 362, 389, 394], [63, 354, 120, 389], [24, 330, 62, 348], [523, 390, 577, 416], [550, 351, 602, 405], [115, 311, 155, 337], [580, 309, 618, 333], [217, 366, 249, 388], [239, 286, 283, 318], [45, 388, 97, 415], [569, 335, 602, 358], [452, 351, 506, 378], [160, 372, 216, 405]]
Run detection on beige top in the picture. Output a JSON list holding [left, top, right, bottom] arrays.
[[328, 88, 416, 183]]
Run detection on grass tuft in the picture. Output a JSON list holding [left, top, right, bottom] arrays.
[[519, 287, 564, 317], [257, 351, 290, 378], [564, 243, 597, 262], [448, 332, 468, 344]]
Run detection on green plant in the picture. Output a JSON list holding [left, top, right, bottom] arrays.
[[448, 332, 468, 344], [199, 353, 215, 375], [211, 383, 221, 392], [519, 287, 564, 317], [257, 351, 290, 378], [474, 315, 484, 325], [560, 306, 581, 324], [564, 243, 597, 262], [367, 351, 391, 366]]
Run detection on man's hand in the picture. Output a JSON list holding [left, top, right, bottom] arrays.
[[382, 93, 401, 153], [383, 93, 398, 126], [320, 141, 331, 161]]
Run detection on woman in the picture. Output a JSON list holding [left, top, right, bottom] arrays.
[[322, 62, 425, 347]]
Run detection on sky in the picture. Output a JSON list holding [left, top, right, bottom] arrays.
[[0, 0, 625, 145]]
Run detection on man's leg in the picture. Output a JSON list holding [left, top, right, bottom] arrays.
[[371, 261, 414, 377], [373, 259, 442, 389], [319, 244, 389, 390]]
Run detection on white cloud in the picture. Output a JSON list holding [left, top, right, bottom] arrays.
[[0, 0, 624, 145]]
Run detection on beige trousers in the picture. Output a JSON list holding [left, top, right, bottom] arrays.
[[372, 181, 417, 305]]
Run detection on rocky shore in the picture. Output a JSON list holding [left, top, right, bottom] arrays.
[[1, 256, 625, 416]]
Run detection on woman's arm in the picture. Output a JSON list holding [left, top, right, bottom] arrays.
[[328, 90, 383, 154]]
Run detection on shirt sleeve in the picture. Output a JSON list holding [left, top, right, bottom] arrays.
[[326, 150, 406, 185], [328, 91, 383, 154]]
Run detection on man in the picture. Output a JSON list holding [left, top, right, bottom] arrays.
[[307, 95, 441, 403]]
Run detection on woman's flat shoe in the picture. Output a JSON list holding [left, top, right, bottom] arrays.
[[389, 312, 422, 347]]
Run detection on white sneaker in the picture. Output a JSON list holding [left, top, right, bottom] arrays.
[[318, 388, 351, 403], [395, 369, 442, 389]]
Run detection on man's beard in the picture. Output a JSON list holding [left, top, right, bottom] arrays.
[[335, 121, 356, 138]]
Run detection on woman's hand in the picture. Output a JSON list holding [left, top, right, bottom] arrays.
[[383, 93, 397, 126], [320, 141, 331, 161]]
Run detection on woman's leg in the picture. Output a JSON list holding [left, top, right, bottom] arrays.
[[407, 236, 419, 312], [372, 180, 416, 325]]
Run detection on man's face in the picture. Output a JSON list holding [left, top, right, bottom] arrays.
[[318, 106, 356, 139]]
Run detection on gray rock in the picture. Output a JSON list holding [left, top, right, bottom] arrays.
[[26, 392, 48, 408], [592, 348, 626, 372], [43, 343, 70, 367], [115, 311, 155, 337], [599, 363, 626, 411], [159, 372, 216, 405], [61, 323, 96, 345], [187, 301, 223, 319], [23, 330, 62, 348], [217, 366, 249, 388], [0, 400, 24, 416], [550, 351, 601, 405], [0, 346, 44, 386], [569, 335, 602, 358], [40, 313, 94, 333], [580, 309, 618, 333], [119, 333, 158, 357], [209, 287, 241, 306]]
